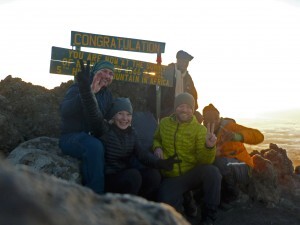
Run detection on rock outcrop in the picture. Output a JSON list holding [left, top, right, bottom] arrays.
[[6, 137, 81, 184], [0, 157, 188, 225], [5, 137, 300, 225], [7, 137, 300, 208], [0, 75, 148, 155], [1, 75, 300, 225]]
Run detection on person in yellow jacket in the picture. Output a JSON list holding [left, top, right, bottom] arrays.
[[202, 103, 264, 204], [153, 93, 221, 224]]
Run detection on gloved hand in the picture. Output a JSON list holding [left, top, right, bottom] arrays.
[[156, 154, 182, 171], [76, 59, 91, 93], [76, 59, 106, 137]]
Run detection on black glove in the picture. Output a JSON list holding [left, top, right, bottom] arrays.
[[76, 59, 91, 93], [156, 154, 182, 171]]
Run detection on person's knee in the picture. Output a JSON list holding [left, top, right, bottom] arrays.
[[85, 140, 105, 158], [206, 165, 222, 184], [213, 157, 230, 173]]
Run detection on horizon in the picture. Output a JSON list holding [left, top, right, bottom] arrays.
[[1, 0, 300, 119]]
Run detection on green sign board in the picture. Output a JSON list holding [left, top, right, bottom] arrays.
[[50, 46, 172, 87], [71, 31, 166, 54]]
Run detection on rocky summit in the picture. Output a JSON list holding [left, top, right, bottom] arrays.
[[0, 75, 300, 225]]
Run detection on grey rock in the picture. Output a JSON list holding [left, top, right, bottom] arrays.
[[7, 137, 81, 184], [0, 159, 189, 225]]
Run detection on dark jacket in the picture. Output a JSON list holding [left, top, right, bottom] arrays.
[[60, 83, 113, 135], [78, 86, 160, 175], [101, 124, 159, 174], [147, 63, 198, 119]]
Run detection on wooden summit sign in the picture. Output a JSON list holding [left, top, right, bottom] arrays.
[[50, 31, 172, 87], [50, 47, 172, 87], [71, 31, 166, 53]]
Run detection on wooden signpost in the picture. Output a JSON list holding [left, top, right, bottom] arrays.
[[50, 31, 172, 119]]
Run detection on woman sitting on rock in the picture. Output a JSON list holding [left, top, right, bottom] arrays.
[[77, 60, 180, 200]]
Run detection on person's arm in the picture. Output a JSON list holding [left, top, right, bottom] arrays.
[[60, 84, 83, 117], [226, 123, 264, 145], [152, 124, 162, 148], [185, 73, 198, 110], [77, 60, 108, 137], [134, 133, 181, 171]]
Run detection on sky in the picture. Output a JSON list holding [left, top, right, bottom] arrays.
[[1, 0, 300, 119]]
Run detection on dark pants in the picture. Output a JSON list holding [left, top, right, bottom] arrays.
[[157, 164, 222, 212], [105, 168, 161, 201], [59, 132, 105, 194], [214, 157, 250, 201]]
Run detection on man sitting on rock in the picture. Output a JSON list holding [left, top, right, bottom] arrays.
[[153, 93, 221, 224], [202, 104, 264, 207]]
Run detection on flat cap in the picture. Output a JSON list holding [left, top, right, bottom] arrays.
[[176, 50, 194, 61]]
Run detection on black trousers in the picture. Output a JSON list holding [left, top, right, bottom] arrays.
[[105, 167, 161, 201], [157, 164, 222, 212]]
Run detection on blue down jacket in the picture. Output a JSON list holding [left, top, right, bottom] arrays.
[[60, 83, 113, 135]]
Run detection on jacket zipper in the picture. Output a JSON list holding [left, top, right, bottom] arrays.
[[173, 123, 182, 175]]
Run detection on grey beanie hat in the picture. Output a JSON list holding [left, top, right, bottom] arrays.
[[90, 60, 114, 83], [108, 98, 133, 119], [174, 92, 195, 111], [176, 50, 194, 61], [91, 60, 114, 74]]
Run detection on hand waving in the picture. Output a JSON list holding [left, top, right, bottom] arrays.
[[205, 122, 217, 148], [76, 59, 91, 93]]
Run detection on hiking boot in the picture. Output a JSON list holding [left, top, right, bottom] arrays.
[[201, 206, 217, 225], [183, 191, 198, 217], [184, 200, 198, 217], [219, 201, 234, 211]]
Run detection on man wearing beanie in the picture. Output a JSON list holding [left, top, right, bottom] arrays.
[[59, 59, 115, 194], [146, 50, 200, 121], [153, 92, 221, 224], [202, 103, 264, 208]]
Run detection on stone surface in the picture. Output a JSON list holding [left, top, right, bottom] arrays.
[[0, 158, 189, 225]]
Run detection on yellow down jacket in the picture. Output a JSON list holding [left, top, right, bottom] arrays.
[[153, 114, 216, 177]]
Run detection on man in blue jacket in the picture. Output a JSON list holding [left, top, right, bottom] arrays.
[[59, 60, 114, 194]]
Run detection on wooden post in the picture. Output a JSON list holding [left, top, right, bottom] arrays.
[[156, 52, 162, 123]]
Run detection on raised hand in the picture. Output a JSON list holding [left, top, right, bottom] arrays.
[[206, 122, 217, 148], [76, 59, 90, 92]]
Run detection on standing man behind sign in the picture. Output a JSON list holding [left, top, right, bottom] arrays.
[[147, 50, 200, 121]]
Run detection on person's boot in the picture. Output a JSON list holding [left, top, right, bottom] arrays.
[[183, 191, 198, 217], [200, 205, 217, 225]]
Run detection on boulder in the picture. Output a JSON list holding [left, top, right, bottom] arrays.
[[0, 158, 189, 225], [6, 137, 81, 184]]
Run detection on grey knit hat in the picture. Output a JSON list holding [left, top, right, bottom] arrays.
[[90, 60, 114, 82], [108, 98, 133, 119], [174, 92, 195, 111], [91, 60, 114, 74], [176, 50, 194, 61]]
